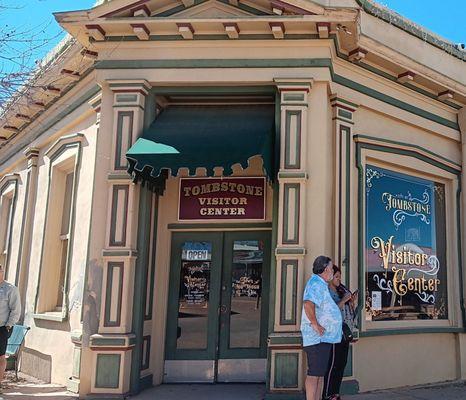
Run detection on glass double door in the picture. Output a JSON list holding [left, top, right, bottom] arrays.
[[164, 231, 271, 383]]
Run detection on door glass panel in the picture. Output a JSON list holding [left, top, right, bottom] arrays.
[[229, 240, 263, 348], [177, 241, 212, 349]]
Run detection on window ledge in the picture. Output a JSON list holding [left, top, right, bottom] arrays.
[[33, 312, 67, 322]]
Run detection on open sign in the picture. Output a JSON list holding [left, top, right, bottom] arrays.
[[186, 250, 209, 261]]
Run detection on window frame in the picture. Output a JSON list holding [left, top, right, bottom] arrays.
[[34, 134, 83, 321], [356, 144, 462, 333], [0, 175, 19, 280]]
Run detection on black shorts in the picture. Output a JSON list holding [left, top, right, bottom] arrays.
[[303, 342, 332, 377], [0, 326, 12, 356]]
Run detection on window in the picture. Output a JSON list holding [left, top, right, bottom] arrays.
[[37, 162, 76, 314], [57, 171, 74, 308], [365, 165, 448, 322], [0, 194, 13, 269]]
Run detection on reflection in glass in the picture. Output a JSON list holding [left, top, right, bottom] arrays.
[[229, 240, 263, 348], [177, 241, 212, 349]]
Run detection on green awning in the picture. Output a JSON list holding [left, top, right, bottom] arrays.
[[126, 105, 275, 191]]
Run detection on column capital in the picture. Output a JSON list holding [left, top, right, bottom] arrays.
[[107, 79, 151, 95], [274, 78, 313, 93], [23, 146, 40, 168], [330, 94, 359, 123]]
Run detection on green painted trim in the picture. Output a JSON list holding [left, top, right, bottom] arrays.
[[116, 112, 133, 170], [268, 335, 302, 346], [275, 247, 305, 255], [144, 195, 158, 320], [95, 354, 121, 389], [274, 352, 299, 389], [264, 393, 304, 400], [139, 374, 153, 391], [333, 97, 359, 109], [95, 58, 332, 70], [356, 134, 462, 169], [279, 260, 298, 326], [341, 125, 351, 287], [333, 73, 458, 130], [109, 185, 129, 246], [107, 172, 131, 180], [282, 183, 300, 244], [152, 85, 276, 96], [130, 186, 153, 394], [167, 222, 272, 230], [115, 94, 138, 103], [102, 250, 137, 257], [96, 58, 458, 130], [104, 262, 124, 327], [456, 181, 466, 328], [91, 338, 126, 347], [277, 172, 308, 179], [284, 110, 301, 170], [338, 109, 353, 120], [356, 139, 461, 175], [356, 61, 461, 110], [360, 327, 464, 337], [341, 379, 360, 395], [283, 94, 305, 102], [102, 34, 315, 42], [141, 336, 151, 370]]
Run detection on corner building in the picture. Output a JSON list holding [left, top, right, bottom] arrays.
[[1, 0, 466, 397]]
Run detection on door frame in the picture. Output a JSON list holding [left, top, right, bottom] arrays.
[[218, 230, 271, 360], [165, 231, 223, 361], [165, 230, 271, 364]]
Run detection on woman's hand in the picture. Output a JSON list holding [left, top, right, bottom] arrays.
[[338, 292, 352, 308]]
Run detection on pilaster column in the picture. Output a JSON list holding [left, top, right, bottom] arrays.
[[458, 107, 466, 380], [330, 95, 358, 286], [267, 79, 311, 395], [17, 147, 39, 319], [89, 80, 151, 396]]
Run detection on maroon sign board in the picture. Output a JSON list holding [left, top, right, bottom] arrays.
[[179, 177, 266, 220]]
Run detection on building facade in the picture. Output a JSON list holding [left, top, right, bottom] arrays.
[[1, 0, 466, 397]]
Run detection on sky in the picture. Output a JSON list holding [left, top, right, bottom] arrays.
[[0, 0, 465, 72]]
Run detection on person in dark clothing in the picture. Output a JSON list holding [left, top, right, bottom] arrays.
[[322, 265, 357, 400]]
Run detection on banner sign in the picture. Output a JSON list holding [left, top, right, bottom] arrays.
[[365, 165, 448, 321], [179, 177, 266, 220]]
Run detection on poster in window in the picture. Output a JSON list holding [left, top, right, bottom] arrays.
[[365, 165, 448, 321]]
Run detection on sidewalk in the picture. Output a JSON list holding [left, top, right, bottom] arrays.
[[346, 381, 466, 400], [0, 373, 77, 400], [130, 381, 466, 400], [0, 377, 464, 399]]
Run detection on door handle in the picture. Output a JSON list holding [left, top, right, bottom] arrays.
[[220, 305, 227, 314]]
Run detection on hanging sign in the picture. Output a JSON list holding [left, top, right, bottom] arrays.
[[179, 177, 266, 220]]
